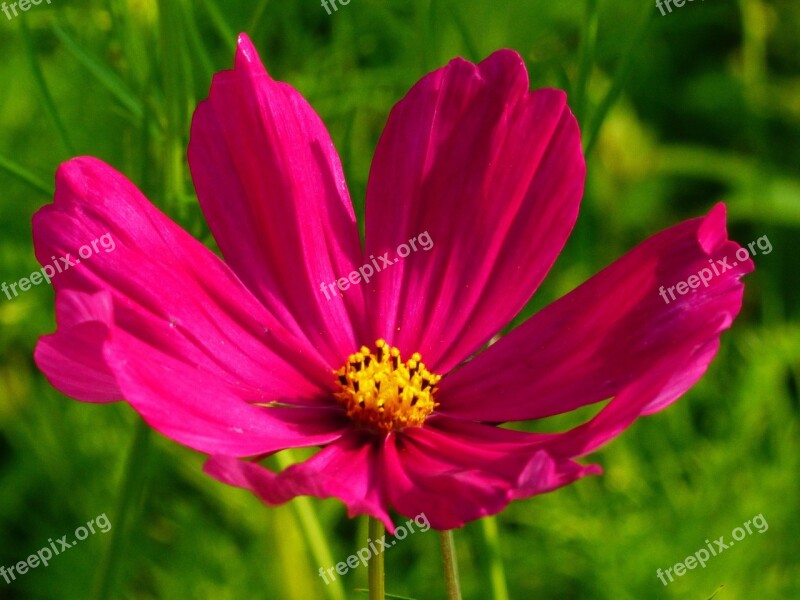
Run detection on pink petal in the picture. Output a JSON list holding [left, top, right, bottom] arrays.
[[384, 417, 599, 530], [206, 416, 601, 531], [34, 157, 347, 455], [543, 337, 720, 458], [363, 49, 585, 373], [105, 326, 348, 456], [35, 290, 120, 402], [204, 432, 393, 529], [438, 203, 750, 421], [188, 34, 367, 368]]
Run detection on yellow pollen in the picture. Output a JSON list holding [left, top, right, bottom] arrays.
[[334, 339, 441, 434]]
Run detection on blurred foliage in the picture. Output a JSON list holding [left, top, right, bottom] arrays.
[[0, 0, 798, 598]]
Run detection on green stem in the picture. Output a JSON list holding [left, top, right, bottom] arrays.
[[92, 421, 151, 600], [481, 517, 509, 600], [368, 517, 385, 600], [439, 530, 463, 600]]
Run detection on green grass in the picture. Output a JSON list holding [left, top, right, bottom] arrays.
[[0, 0, 798, 598]]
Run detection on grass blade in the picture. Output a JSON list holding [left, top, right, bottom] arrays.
[[0, 154, 52, 196], [246, 0, 271, 39], [51, 21, 144, 120], [447, 0, 480, 63], [197, 0, 237, 51], [275, 451, 346, 600], [92, 421, 152, 600], [572, 0, 598, 125], [481, 516, 510, 600], [19, 19, 76, 156], [583, 2, 654, 157]]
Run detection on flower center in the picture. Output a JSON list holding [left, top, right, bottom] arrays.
[[334, 339, 441, 434]]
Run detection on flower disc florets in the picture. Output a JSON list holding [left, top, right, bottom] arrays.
[[334, 339, 441, 434]]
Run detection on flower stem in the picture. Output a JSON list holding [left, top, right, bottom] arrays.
[[368, 517, 385, 600], [439, 529, 463, 600]]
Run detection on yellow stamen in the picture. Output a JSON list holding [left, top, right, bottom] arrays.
[[333, 339, 441, 434]]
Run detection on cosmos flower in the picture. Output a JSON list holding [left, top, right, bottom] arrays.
[[33, 34, 751, 531]]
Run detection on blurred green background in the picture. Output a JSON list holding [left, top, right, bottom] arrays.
[[0, 0, 798, 598]]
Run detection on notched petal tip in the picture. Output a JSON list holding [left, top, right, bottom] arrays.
[[478, 48, 528, 83], [698, 202, 728, 252], [53, 155, 101, 189], [698, 202, 754, 280], [34, 290, 121, 403], [50, 156, 128, 213]]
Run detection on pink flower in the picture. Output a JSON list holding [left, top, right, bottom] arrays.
[[34, 34, 751, 531]]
